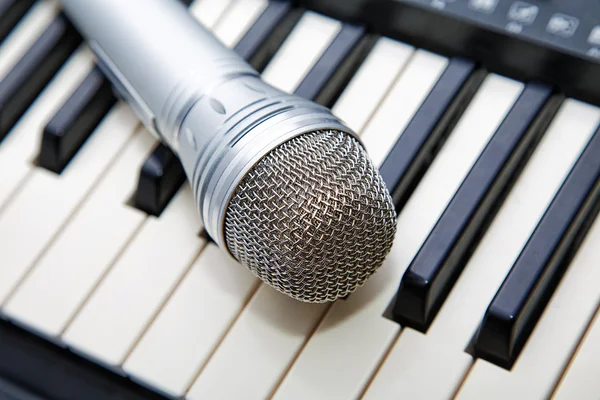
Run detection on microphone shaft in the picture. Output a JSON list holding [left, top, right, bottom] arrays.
[[59, 0, 258, 148], [58, 0, 354, 251]]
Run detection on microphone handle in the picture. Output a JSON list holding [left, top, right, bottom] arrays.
[[59, 0, 259, 149], [58, 0, 354, 249]]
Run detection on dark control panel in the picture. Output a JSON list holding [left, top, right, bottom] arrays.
[[406, 0, 600, 62], [296, 0, 600, 105]]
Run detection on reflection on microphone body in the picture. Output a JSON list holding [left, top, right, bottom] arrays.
[[58, 0, 398, 303]]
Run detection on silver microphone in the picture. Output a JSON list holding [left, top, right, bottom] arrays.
[[58, 0, 397, 303]]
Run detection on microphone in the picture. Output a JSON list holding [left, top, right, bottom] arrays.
[[58, 0, 397, 303]]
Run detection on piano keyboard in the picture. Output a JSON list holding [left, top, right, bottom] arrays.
[[0, 0, 599, 399]]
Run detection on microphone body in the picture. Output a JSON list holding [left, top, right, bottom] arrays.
[[58, 0, 397, 303], [59, 0, 354, 251]]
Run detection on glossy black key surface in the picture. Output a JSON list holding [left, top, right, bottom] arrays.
[[0, 376, 44, 400], [294, 22, 374, 107], [133, 143, 186, 216], [379, 58, 484, 211], [391, 83, 559, 332], [474, 124, 600, 369], [0, 317, 168, 400], [0, 14, 81, 142], [235, 1, 302, 72], [0, 0, 36, 45], [38, 67, 116, 174]]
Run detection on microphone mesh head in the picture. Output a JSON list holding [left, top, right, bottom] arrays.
[[224, 130, 397, 303]]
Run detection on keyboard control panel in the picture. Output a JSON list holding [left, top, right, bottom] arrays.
[[300, 0, 600, 105]]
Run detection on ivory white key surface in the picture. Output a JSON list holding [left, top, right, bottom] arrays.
[[261, 11, 341, 93], [123, 244, 259, 397], [3, 123, 155, 337], [213, 0, 267, 48], [186, 284, 329, 400], [126, 6, 338, 395], [0, 47, 98, 303], [332, 37, 414, 133], [0, 151, 28, 209], [120, 6, 267, 394], [1, 0, 231, 339], [184, 38, 416, 400], [455, 155, 600, 398], [363, 99, 600, 400], [359, 49, 448, 165], [62, 186, 205, 367], [211, 0, 265, 49], [0, 0, 59, 80], [272, 75, 522, 400], [0, 0, 62, 207], [553, 236, 600, 400], [0, 100, 137, 304], [0, 45, 93, 210], [189, 0, 235, 28]]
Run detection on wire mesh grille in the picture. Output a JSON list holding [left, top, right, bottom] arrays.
[[225, 130, 397, 303]]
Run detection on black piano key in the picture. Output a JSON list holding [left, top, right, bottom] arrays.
[[0, 318, 168, 400], [0, 381, 41, 400], [391, 83, 560, 332], [474, 124, 600, 369], [0, 375, 44, 400], [235, 1, 302, 72], [0, 14, 81, 142], [133, 143, 187, 216], [294, 22, 374, 107], [379, 58, 484, 211], [0, 0, 36, 45], [38, 67, 116, 174]]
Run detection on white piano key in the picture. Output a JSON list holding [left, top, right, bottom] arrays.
[[553, 246, 600, 400], [123, 244, 259, 398], [186, 284, 328, 400], [261, 11, 341, 93], [457, 272, 597, 397], [3, 123, 155, 337], [183, 38, 417, 400], [331, 37, 414, 133], [0, 100, 137, 304], [492, 211, 599, 400], [272, 74, 523, 400], [0, 1, 66, 207], [189, 0, 235, 28], [62, 186, 205, 367], [0, 47, 98, 303], [0, 0, 59, 81], [212, 0, 268, 48], [124, 7, 343, 396], [2, 0, 230, 342], [0, 44, 93, 209], [359, 49, 448, 165], [363, 99, 600, 400], [120, 4, 270, 394], [455, 159, 600, 399], [362, 328, 451, 399], [0, 150, 28, 209]]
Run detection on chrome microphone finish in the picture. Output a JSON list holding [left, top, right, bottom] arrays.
[[58, 0, 397, 302]]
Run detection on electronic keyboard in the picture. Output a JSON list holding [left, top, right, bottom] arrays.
[[0, 0, 599, 399]]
